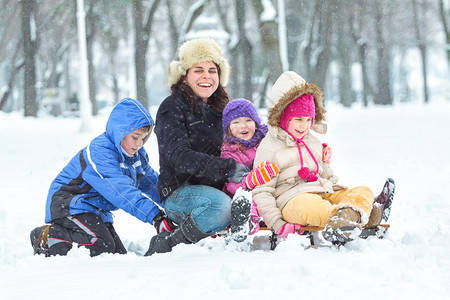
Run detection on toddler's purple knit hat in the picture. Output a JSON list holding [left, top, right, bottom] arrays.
[[222, 98, 263, 133]]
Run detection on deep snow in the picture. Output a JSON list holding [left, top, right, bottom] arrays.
[[1, 100, 450, 299]]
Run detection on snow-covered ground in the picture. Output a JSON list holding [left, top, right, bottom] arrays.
[[1, 99, 450, 299]]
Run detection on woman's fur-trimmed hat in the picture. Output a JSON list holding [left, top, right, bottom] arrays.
[[168, 38, 231, 88]]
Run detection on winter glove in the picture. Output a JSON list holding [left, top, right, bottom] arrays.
[[249, 199, 262, 235], [245, 161, 280, 189], [276, 223, 304, 238], [228, 163, 250, 183], [322, 143, 332, 163], [153, 211, 176, 234]]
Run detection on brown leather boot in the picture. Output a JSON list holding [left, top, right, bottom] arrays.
[[30, 225, 51, 257], [323, 208, 361, 244], [328, 208, 361, 228], [365, 203, 382, 228]]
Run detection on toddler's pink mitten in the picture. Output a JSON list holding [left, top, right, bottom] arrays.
[[249, 200, 262, 235]]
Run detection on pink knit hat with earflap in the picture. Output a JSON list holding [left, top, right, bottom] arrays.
[[278, 94, 315, 131], [278, 94, 319, 182]]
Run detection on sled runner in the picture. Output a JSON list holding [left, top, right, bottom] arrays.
[[259, 223, 391, 250]]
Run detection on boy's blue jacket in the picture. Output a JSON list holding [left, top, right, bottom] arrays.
[[45, 98, 161, 224]]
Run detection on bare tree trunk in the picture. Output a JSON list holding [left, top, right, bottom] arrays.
[[228, 0, 253, 101], [251, 0, 283, 85], [0, 60, 25, 111], [110, 53, 119, 103], [292, 1, 315, 75], [438, 0, 450, 72], [20, 0, 38, 117], [134, 0, 146, 106], [299, 0, 333, 91], [63, 51, 74, 109], [165, 0, 179, 60], [336, 1, 353, 107], [177, 0, 207, 44], [0, 39, 24, 111], [77, 0, 93, 132], [258, 68, 270, 109], [350, 1, 373, 107], [133, 0, 161, 109], [302, 1, 319, 77], [277, 0, 288, 71], [312, 0, 333, 91], [239, 38, 253, 102], [214, 0, 235, 97], [412, 0, 429, 103], [86, 1, 98, 115], [374, 0, 392, 105]]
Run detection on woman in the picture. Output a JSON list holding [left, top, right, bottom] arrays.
[[145, 38, 249, 255]]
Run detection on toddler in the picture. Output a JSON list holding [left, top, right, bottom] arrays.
[[221, 98, 279, 242]]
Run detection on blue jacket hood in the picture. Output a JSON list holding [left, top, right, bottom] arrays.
[[106, 98, 154, 154]]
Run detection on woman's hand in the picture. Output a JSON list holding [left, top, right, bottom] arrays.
[[228, 163, 250, 183]]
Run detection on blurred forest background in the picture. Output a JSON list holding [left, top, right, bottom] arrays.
[[0, 0, 448, 118]]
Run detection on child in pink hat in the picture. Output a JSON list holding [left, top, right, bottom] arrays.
[[252, 71, 394, 245]]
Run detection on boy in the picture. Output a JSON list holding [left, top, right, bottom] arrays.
[[30, 98, 173, 257]]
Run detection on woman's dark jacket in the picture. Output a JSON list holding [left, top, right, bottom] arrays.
[[155, 93, 236, 201]]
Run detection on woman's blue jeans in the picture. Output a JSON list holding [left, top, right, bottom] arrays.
[[164, 185, 231, 234]]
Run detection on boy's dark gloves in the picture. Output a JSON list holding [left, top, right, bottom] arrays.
[[153, 211, 176, 234], [228, 163, 250, 183]]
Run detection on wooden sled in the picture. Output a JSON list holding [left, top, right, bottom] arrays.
[[258, 224, 391, 250]]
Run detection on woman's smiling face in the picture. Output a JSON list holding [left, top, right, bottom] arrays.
[[184, 61, 219, 102]]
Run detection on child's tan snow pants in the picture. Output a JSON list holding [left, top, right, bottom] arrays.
[[281, 186, 374, 227]]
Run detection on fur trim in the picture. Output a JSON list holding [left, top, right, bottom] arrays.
[[268, 82, 325, 127], [168, 38, 231, 88], [267, 71, 326, 129], [332, 187, 375, 225]]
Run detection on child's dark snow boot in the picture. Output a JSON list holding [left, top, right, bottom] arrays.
[[144, 214, 209, 256], [374, 178, 395, 222], [30, 225, 51, 257], [230, 189, 252, 242], [322, 208, 362, 244]]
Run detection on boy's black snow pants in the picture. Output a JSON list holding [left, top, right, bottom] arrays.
[[47, 212, 127, 257]]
